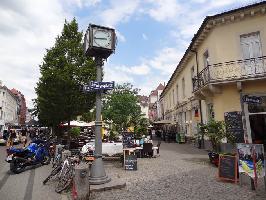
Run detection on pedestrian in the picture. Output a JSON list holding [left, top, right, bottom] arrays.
[[8, 130, 16, 146], [21, 128, 27, 147]]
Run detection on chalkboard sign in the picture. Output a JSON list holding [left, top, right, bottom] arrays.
[[125, 155, 137, 170], [218, 155, 237, 183], [122, 132, 134, 148], [224, 111, 244, 143]]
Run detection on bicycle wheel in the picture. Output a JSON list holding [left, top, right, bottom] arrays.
[[55, 167, 74, 193], [43, 165, 62, 185]]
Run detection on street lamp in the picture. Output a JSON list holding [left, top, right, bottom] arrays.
[[84, 24, 116, 184]]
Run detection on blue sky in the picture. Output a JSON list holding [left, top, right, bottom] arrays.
[[0, 0, 256, 107]]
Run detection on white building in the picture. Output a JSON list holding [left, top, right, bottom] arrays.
[[137, 95, 149, 119], [0, 81, 19, 132]]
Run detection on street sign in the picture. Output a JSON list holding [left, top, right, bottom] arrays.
[[83, 81, 115, 92], [242, 95, 262, 104]]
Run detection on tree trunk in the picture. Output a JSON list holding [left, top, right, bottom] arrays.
[[67, 120, 71, 150]]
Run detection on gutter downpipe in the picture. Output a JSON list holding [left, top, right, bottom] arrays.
[[191, 49, 204, 148]]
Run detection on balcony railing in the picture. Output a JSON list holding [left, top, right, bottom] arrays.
[[193, 56, 266, 92]]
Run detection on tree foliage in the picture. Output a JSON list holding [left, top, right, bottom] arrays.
[[34, 18, 96, 128], [102, 83, 142, 132]]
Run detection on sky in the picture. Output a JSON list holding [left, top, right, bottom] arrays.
[[0, 0, 258, 108]]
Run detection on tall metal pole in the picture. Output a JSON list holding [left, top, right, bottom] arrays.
[[89, 56, 111, 184]]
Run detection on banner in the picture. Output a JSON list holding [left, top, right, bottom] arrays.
[[237, 143, 265, 178]]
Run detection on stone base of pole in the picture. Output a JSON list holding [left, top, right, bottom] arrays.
[[89, 158, 111, 185]]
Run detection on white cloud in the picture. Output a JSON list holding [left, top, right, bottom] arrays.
[[116, 31, 126, 42], [0, 0, 70, 107], [142, 33, 148, 40], [100, 0, 140, 27], [147, 0, 181, 22], [144, 47, 183, 75]]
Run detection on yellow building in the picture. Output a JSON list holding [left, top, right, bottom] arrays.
[[160, 2, 266, 145]]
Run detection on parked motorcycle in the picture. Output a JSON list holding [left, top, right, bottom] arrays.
[[6, 140, 51, 174]]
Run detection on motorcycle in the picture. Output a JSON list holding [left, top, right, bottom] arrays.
[[6, 139, 51, 174]]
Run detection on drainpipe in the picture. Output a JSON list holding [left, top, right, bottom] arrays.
[[191, 49, 204, 148]]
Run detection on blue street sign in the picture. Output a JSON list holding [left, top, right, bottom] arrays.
[[83, 81, 115, 92], [242, 95, 262, 104]]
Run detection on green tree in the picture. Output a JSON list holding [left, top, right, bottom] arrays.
[[134, 117, 149, 138], [102, 83, 142, 132], [34, 18, 96, 134]]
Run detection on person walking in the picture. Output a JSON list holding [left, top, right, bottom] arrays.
[[21, 128, 27, 147], [8, 130, 16, 146]]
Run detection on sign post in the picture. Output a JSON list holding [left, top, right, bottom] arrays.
[[84, 24, 116, 185]]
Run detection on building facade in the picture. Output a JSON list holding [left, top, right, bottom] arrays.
[[10, 88, 27, 125], [0, 82, 19, 132], [160, 2, 266, 144], [148, 83, 165, 122], [137, 95, 149, 119]]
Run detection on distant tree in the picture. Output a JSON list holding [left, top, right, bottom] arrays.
[[34, 18, 96, 135], [102, 83, 142, 132]]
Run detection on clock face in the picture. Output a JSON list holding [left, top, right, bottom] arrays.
[[93, 29, 113, 49]]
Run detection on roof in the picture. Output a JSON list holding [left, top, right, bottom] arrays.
[[156, 83, 165, 91], [160, 1, 266, 98]]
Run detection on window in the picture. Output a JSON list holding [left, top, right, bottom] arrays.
[[203, 50, 210, 68], [182, 78, 185, 98], [191, 66, 195, 91], [172, 89, 175, 106], [240, 32, 262, 59], [176, 84, 179, 103]]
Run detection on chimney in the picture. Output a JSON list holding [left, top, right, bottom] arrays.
[[163, 82, 165, 86], [0, 80, 2, 87]]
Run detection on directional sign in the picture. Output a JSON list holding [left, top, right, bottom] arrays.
[[83, 81, 115, 92]]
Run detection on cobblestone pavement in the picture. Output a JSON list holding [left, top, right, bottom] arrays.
[[91, 141, 266, 200]]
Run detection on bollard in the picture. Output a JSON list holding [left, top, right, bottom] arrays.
[[73, 163, 90, 200]]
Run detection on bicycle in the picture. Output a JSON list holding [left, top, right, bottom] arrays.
[[43, 147, 64, 185], [55, 155, 80, 193]]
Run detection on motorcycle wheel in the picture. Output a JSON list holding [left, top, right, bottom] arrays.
[[10, 158, 26, 174], [42, 155, 51, 165]]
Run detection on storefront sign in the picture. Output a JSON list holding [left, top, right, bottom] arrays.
[[218, 154, 238, 183], [242, 95, 262, 104]]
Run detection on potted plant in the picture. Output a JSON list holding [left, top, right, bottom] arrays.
[[199, 119, 227, 166]]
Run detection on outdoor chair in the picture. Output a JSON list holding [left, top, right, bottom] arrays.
[[142, 143, 153, 158]]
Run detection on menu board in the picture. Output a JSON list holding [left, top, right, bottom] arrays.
[[224, 111, 244, 143], [122, 132, 134, 148], [218, 155, 237, 183], [124, 155, 137, 170]]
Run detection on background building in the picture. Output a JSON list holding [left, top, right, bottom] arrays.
[[137, 95, 149, 119], [0, 81, 19, 132], [10, 88, 27, 125], [148, 83, 165, 122]]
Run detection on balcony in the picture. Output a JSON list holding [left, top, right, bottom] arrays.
[[193, 56, 266, 94]]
